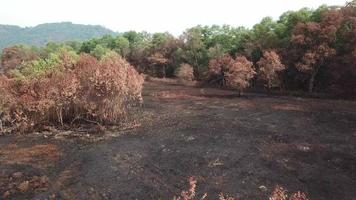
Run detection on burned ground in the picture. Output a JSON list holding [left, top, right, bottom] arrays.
[[0, 80, 355, 200]]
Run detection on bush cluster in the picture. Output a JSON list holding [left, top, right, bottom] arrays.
[[0, 51, 144, 133]]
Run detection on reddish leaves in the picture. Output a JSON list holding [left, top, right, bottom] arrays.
[[257, 50, 285, 89], [176, 63, 194, 81], [0, 53, 144, 133], [0, 46, 38, 74], [207, 55, 255, 93]]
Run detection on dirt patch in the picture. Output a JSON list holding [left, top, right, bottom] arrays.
[[0, 171, 49, 199], [152, 90, 206, 100], [0, 144, 61, 169], [271, 103, 307, 112]]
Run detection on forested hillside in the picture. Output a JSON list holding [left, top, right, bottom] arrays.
[[0, 22, 116, 49]]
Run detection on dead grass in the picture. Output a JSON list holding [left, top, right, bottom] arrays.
[[0, 144, 61, 169], [152, 90, 205, 100], [271, 103, 306, 112], [173, 178, 309, 200]]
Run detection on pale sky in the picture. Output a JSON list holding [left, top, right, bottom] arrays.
[[0, 0, 347, 35]]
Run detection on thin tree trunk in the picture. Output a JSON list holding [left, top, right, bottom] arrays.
[[308, 66, 319, 93], [308, 74, 315, 93], [267, 80, 271, 93]]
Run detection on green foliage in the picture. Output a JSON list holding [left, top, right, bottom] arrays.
[[90, 44, 112, 59], [10, 49, 79, 79], [276, 8, 314, 40], [114, 36, 130, 57], [17, 53, 61, 78]]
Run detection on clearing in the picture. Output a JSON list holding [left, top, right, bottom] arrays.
[[0, 79, 355, 200]]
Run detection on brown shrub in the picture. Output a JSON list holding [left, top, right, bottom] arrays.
[[172, 178, 310, 200], [0, 45, 38, 74], [269, 186, 309, 200], [75, 53, 144, 123], [176, 63, 194, 81], [0, 53, 144, 133]]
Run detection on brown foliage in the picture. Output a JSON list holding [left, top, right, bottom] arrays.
[[328, 5, 356, 96], [176, 63, 194, 81], [147, 52, 169, 77], [207, 55, 256, 93], [291, 10, 342, 93], [0, 46, 38, 74], [225, 56, 255, 92], [173, 178, 310, 200], [0, 53, 144, 133], [257, 50, 285, 89], [269, 186, 309, 200], [0, 144, 61, 169], [173, 177, 198, 200]]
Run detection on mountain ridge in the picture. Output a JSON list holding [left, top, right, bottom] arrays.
[[0, 22, 117, 49]]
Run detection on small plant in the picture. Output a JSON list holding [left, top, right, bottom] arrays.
[[173, 177, 209, 200], [173, 179, 310, 200], [269, 185, 309, 200], [176, 63, 194, 81]]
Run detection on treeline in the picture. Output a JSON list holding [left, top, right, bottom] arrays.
[[1, 2, 356, 96]]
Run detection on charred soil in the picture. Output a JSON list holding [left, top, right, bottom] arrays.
[[0, 80, 355, 200]]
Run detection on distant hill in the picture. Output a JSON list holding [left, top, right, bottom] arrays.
[[0, 22, 117, 49]]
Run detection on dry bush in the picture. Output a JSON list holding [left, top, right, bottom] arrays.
[[173, 179, 310, 200], [0, 45, 39, 74], [207, 55, 256, 94], [257, 50, 285, 90], [0, 53, 144, 133], [173, 177, 207, 200], [176, 63, 194, 81], [75, 53, 144, 123], [0, 76, 14, 132], [269, 186, 309, 200]]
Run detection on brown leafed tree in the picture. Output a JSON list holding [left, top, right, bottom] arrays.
[[147, 52, 168, 78], [207, 54, 235, 86], [207, 55, 255, 95], [291, 10, 342, 93], [257, 50, 285, 90], [330, 4, 356, 96], [225, 56, 256, 95]]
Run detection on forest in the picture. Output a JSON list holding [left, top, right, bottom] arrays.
[[1, 2, 356, 97], [0, 1, 355, 200]]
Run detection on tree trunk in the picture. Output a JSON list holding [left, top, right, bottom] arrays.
[[162, 65, 166, 78], [308, 67, 319, 93], [238, 89, 243, 97], [267, 80, 271, 93], [308, 74, 315, 93]]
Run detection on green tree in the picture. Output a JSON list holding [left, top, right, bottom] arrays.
[[114, 36, 130, 58], [181, 26, 208, 77], [90, 45, 110, 59]]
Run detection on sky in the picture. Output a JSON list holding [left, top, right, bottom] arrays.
[[0, 0, 347, 35]]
